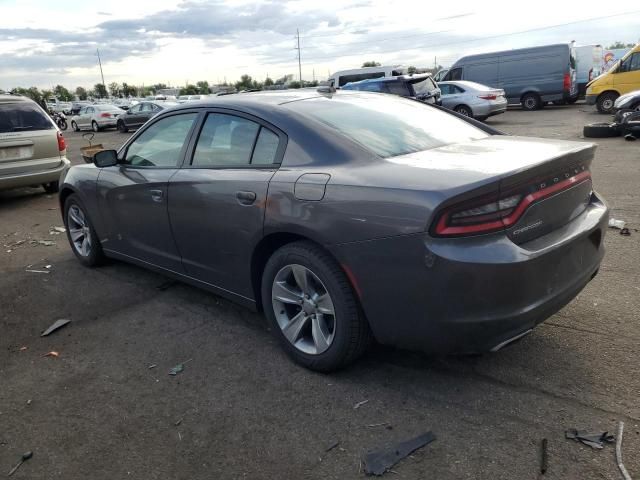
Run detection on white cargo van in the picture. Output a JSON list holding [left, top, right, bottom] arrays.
[[328, 66, 406, 88]]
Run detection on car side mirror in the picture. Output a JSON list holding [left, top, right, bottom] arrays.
[[93, 150, 118, 168]]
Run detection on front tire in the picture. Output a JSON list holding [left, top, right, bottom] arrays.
[[91, 121, 100, 132], [63, 194, 105, 267], [521, 92, 542, 110], [261, 241, 370, 372], [596, 92, 618, 114], [117, 120, 128, 133], [58, 119, 68, 130], [71, 121, 80, 132]]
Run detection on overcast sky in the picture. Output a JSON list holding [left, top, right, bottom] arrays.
[[0, 0, 638, 90]]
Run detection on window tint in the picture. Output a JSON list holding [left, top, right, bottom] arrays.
[[288, 95, 487, 158], [193, 113, 260, 166], [339, 72, 385, 86], [141, 103, 153, 112], [0, 102, 53, 133], [453, 85, 465, 93], [448, 68, 463, 81], [622, 53, 640, 72], [349, 81, 384, 93], [124, 113, 197, 167], [439, 84, 451, 95], [386, 81, 410, 96], [251, 128, 280, 165], [129, 104, 142, 113]]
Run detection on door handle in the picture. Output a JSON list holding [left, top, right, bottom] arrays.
[[236, 191, 257, 205], [150, 189, 164, 202]]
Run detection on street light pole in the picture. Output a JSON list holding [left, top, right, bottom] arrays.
[[296, 29, 302, 84], [96, 48, 106, 95]]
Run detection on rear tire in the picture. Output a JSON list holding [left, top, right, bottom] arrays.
[[71, 121, 80, 132], [583, 122, 622, 138], [521, 93, 542, 110], [63, 194, 105, 267], [58, 119, 68, 130], [454, 105, 473, 117], [43, 181, 59, 194], [596, 92, 618, 114], [261, 241, 371, 372], [91, 121, 100, 132]]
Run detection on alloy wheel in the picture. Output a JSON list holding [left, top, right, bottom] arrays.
[[67, 205, 92, 257], [271, 264, 336, 355]]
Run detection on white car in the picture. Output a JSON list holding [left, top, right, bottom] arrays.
[[438, 80, 507, 121], [70, 104, 124, 132]]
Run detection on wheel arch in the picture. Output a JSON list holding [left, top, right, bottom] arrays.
[[520, 90, 542, 103], [454, 104, 473, 115], [58, 185, 78, 211]]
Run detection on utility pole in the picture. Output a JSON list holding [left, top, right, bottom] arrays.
[[295, 29, 302, 84], [96, 48, 105, 92]]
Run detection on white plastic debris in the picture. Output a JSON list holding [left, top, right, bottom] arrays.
[[608, 218, 626, 230]]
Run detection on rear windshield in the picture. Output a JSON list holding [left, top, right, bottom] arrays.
[[96, 104, 121, 111], [288, 94, 487, 158], [0, 102, 53, 133]]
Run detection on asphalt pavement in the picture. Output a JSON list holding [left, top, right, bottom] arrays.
[[1, 103, 638, 479]]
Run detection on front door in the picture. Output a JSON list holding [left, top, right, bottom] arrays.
[[97, 112, 199, 272], [613, 51, 640, 95], [168, 111, 284, 298]]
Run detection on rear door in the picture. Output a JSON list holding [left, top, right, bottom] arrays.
[[0, 101, 61, 177], [97, 111, 200, 271], [168, 110, 285, 298]]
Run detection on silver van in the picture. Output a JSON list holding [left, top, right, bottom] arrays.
[[440, 44, 578, 110], [0, 94, 70, 193]]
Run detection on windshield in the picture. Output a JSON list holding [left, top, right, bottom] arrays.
[[411, 77, 437, 96], [288, 93, 487, 158], [0, 102, 53, 133]]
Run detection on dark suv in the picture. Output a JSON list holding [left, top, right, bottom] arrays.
[[341, 74, 442, 105]]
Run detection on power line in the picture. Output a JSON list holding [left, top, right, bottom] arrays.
[[272, 9, 639, 65]]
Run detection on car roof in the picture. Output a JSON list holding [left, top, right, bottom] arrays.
[[0, 94, 34, 104], [343, 73, 433, 86], [160, 89, 326, 111]]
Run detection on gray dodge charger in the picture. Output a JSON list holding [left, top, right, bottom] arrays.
[[59, 90, 608, 371]]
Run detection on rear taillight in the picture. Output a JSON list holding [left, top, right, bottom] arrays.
[[478, 94, 497, 100], [100, 113, 111, 118], [432, 170, 591, 237], [563, 73, 571, 92], [57, 131, 66, 152]]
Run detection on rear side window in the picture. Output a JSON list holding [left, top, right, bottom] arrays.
[[289, 94, 487, 158], [0, 103, 52, 133], [386, 82, 410, 96], [251, 128, 280, 165], [339, 72, 385, 86]]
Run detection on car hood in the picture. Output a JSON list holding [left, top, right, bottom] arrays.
[[337, 135, 595, 197]]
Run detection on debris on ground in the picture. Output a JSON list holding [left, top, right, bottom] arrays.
[[31, 240, 56, 247], [608, 218, 626, 230], [49, 226, 66, 234], [540, 438, 548, 475], [565, 429, 615, 449], [325, 440, 340, 452], [19, 346, 28, 352], [367, 423, 389, 428], [4, 239, 26, 252], [41, 319, 71, 337], [148, 364, 157, 369], [616, 421, 632, 480], [174, 418, 183, 426], [620, 227, 631, 236], [363, 431, 436, 476], [25, 269, 50, 274], [7, 451, 32, 477], [168, 359, 192, 376], [42, 351, 59, 358], [26, 399, 32, 405], [353, 399, 369, 409]]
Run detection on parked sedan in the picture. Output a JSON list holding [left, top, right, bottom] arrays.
[[59, 91, 607, 371], [438, 81, 507, 120], [116, 101, 179, 133], [71, 104, 124, 132]]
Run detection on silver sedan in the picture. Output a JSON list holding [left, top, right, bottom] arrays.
[[438, 81, 507, 121], [70, 104, 124, 132]]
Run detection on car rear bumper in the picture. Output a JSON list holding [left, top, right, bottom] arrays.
[[332, 194, 608, 354], [473, 99, 507, 117], [585, 94, 597, 105], [0, 157, 70, 190]]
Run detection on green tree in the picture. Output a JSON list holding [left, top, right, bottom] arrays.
[[108, 82, 121, 97], [41, 89, 52, 101], [264, 77, 274, 87], [607, 41, 635, 49], [407, 65, 417, 74], [75, 86, 88, 100], [93, 83, 108, 98], [120, 83, 137, 97], [10, 87, 43, 103], [151, 83, 167, 92], [53, 85, 72, 101], [288, 81, 301, 89], [179, 84, 199, 95], [235, 74, 254, 91], [196, 80, 210, 93], [361, 61, 381, 67]]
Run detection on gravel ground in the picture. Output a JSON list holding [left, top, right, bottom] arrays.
[[1, 103, 638, 479]]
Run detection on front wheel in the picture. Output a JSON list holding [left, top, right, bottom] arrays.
[[58, 119, 68, 130], [91, 121, 100, 132], [261, 241, 371, 372], [521, 93, 542, 110], [63, 194, 105, 267], [117, 120, 128, 133], [596, 92, 618, 114], [71, 121, 80, 132]]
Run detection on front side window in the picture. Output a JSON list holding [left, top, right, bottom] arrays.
[[141, 103, 153, 112], [439, 84, 451, 95], [620, 53, 640, 73], [124, 113, 197, 167], [129, 104, 142, 114], [386, 82, 410, 96], [288, 95, 487, 158]]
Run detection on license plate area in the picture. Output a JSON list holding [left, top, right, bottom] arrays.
[[0, 145, 33, 162]]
